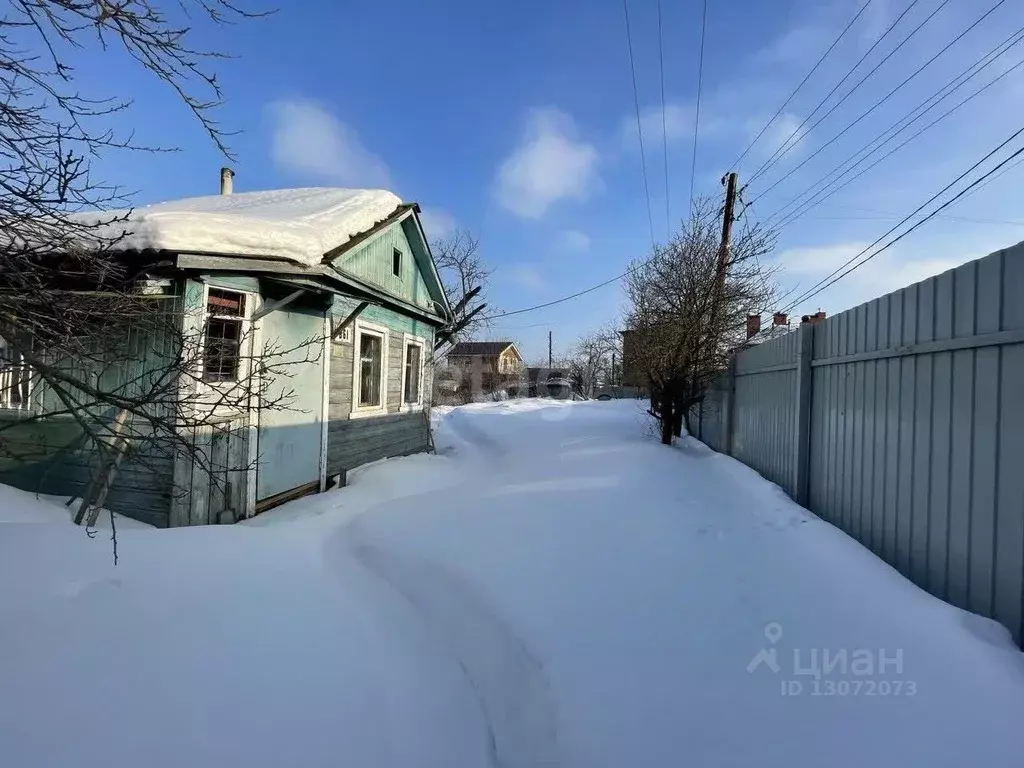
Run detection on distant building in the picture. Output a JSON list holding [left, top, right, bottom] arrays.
[[446, 341, 524, 375]]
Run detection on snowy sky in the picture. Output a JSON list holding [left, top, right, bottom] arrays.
[[73, 0, 1024, 360]]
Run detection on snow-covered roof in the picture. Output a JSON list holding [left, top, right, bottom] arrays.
[[84, 188, 405, 267]]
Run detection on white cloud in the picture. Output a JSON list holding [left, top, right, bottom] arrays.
[[775, 240, 974, 315], [756, 112, 807, 159], [756, 26, 828, 64], [557, 229, 591, 252], [268, 99, 391, 188], [505, 263, 550, 292], [419, 207, 456, 240], [495, 108, 600, 219], [621, 103, 693, 149]]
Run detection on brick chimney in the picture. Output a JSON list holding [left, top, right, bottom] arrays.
[[800, 311, 827, 325], [746, 314, 762, 339], [220, 167, 234, 195], [773, 312, 788, 327]]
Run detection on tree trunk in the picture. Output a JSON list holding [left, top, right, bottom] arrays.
[[672, 398, 684, 437], [659, 395, 673, 445]]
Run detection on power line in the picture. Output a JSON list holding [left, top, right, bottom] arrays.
[[779, 125, 1024, 313], [805, 211, 1024, 226], [623, 0, 657, 250], [485, 271, 630, 321], [787, 142, 1024, 309], [730, 0, 872, 172], [688, 0, 708, 214], [746, 0, 932, 187], [657, 0, 670, 239], [765, 25, 1024, 230], [482, 186, 725, 323], [752, 0, 1007, 198]]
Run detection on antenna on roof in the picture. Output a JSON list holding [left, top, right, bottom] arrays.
[[220, 167, 234, 196]]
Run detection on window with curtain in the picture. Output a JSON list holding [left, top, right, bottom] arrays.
[[404, 342, 422, 404], [358, 331, 383, 407]]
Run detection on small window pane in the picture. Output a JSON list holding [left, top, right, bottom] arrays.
[[203, 317, 242, 382], [404, 343, 421, 404], [359, 333, 383, 407], [392, 248, 402, 277], [207, 289, 245, 317]]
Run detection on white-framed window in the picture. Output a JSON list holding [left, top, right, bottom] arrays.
[[202, 287, 251, 383], [351, 321, 389, 416], [403, 335, 426, 408], [392, 247, 403, 278]]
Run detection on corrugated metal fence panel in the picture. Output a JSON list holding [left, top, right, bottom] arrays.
[[731, 330, 799, 495], [799, 243, 1024, 644], [694, 383, 728, 453]]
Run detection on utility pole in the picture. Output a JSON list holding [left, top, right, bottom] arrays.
[[548, 330, 553, 368], [716, 171, 738, 289]]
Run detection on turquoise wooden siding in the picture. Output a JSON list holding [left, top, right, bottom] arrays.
[[332, 221, 434, 310], [331, 295, 437, 340], [0, 287, 185, 527]]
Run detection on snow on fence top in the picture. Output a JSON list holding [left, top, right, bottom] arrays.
[[78, 188, 404, 267]]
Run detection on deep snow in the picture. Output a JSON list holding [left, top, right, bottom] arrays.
[[74, 188, 403, 265], [2, 399, 1023, 767]]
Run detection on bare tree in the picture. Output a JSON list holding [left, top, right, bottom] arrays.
[[624, 197, 778, 445], [0, 1, 286, 536], [431, 229, 493, 344], [564, 326, 620, 399]]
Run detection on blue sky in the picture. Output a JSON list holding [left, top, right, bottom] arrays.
[[70, 0, 1024, 360]]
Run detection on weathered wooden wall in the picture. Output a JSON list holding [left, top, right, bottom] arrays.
[[0, 290, 183, 527], [326, 296, 435, 478]]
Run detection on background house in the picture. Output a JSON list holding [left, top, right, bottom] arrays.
[[0, 185, 451, 527], [446, 341, 524, 374]]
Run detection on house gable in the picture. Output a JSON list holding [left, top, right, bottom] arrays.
[[328, 211, 448, 318]]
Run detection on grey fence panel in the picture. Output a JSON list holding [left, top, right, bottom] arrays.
[[730, 330, 799, 496], [692, 242, 1024, 645]]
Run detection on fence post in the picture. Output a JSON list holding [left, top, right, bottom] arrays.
[[722, 354, 737, 456], [793, 322, 814, 506]]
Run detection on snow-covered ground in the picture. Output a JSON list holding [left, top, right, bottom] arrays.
[[2, 399, 1023, 767]]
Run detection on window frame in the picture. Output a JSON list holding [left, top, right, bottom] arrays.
[[350, 320, 390, 418], [200, 286, 253, 386], [402, 334, 427, 410], [0, 340, 33, 414], [392, 247, 403, 278]]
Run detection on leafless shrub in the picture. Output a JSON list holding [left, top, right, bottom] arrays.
[[624, 196, 778, 445]]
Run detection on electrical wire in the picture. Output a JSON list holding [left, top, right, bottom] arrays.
[[745, 0, 928, 186], [688, 0, 708, 214], [766, 26, 1024, 230], [623, 0, 657, 251], [657, 0, 671, 239], [751, 0, 1007, 198], [730, 0, 872, 172], [779, 125, 1024, 313], [786, 143, 1024, 308]]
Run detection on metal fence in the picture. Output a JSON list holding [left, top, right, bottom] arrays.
[[691, 241, 1024, 645]]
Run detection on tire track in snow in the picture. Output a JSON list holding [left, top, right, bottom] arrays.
[[350, 541, 561, 768]]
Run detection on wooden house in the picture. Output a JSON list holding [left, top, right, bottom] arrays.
[[0, 186, 452, 526], [446, 341, 524, 374]]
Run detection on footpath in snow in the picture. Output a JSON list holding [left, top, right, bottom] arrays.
[[2, 399, 1024, 767]]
